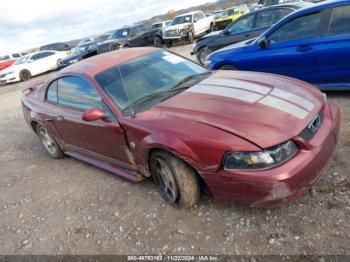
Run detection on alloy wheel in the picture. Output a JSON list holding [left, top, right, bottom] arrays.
[[154, 157, 179, 204]]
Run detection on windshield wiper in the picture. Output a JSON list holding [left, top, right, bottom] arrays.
[[171, 71, 211, 89], [130, 72, 211, 108]]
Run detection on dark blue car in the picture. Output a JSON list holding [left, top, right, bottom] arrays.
[[207, 0, 350, 90]]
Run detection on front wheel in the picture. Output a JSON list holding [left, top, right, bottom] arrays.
[[19, 70, 31, 81], [196, 46, 213, 66], [188, 31, 195, 44], [150, 151, 200, 209], [36, 124, 64, 159], [153, 37, 162, 47]]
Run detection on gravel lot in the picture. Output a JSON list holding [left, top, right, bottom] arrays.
[[0, 45, 349, 255]]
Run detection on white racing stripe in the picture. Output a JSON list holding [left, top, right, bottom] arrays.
[[271, 88, 314, 111], [186, 84, 263, 103], [187, 79, 315, 119], [201, 78, 271, 95], [259, 96, 308, 119]]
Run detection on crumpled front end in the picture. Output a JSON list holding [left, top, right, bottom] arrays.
[[200, 100, 340, 207]]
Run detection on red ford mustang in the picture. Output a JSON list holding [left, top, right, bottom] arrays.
[[21, 48, 340, 208]]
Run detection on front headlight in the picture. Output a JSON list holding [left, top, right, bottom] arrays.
[[69, 59, 79, 64], [223, 140, 298, 171], [5, 71, 15, 75]]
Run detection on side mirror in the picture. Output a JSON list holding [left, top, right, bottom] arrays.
[[194, 18, 198, 23], [82, 108, 105, 122], [223, 29, 230, 35], [258, 37, 268, 49], [28, 59, 34, 63]]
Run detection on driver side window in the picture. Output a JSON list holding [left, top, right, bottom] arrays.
[[57, 76, 103, 111], [267, 12, 322, 44], [228, 14, 255, 34]]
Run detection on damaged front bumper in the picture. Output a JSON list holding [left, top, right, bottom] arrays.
[[200, 101, 340, 208]]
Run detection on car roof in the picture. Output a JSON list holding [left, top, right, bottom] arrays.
[[259, 1, 314, 10], [176, 11, 202, 17], [290, 0, 349, 14], [60, 47, 158, 77], [258, 0, 349, 40]]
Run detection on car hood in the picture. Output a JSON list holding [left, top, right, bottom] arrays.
[[100, 38, 127, 45], [198, 30, 222, 42], [0, 63, 22, 74], [61, 53, 83, 62], [145, 71, 324, 149], [164, 23, 191, 30]]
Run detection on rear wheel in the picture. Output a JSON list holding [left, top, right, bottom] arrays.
[[197, 46, 213, 66], [165, 40, 173, 48], [150, 151, 200, 209], [153, 37, 162, 47], [219, 65, 238, 70], [19, 70, 31, 81], [36, 124, 64, 159]]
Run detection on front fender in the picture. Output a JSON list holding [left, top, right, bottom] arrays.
[[135, 133, 201, 177]]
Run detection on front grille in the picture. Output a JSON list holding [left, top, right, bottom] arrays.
[[164, 30, 179, 37], [299, 112, 323, 141]]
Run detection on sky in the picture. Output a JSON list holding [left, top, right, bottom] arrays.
[[0, 0, 217, 55]]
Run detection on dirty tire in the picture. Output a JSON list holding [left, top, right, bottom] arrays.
[[209, 23, 214, 33], [110, 43, 119, 51], [19, 70, 31, 81], [188, 31, 195, 44], [150, 150, 200, 209], [36, 124, 64, 159], [153, 37, 162, 48], [219, 65, 238, 70], [197, 46, 213, 66], [165, 40, 173, 48]]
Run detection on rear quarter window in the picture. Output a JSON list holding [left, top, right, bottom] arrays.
[[46, 81, 58, 103]]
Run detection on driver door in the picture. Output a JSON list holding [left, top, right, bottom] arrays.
[[44, 76, 136, 171], [242, 11, 324, 83]]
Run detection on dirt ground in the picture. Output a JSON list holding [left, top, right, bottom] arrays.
[[0, 45, 349, 255]]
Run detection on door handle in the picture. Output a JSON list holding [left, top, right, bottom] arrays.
[[45, 116, 65, 122], [56, 116, 65, 121], [297, 45, 313, 52], [244, 34, 250, 37]]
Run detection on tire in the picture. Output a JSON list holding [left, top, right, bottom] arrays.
[[36, 124, 64, 159], [208, 23, 214, 33], [149, 150, 200, 209], [110, 43, 119, 51], [19, 70, 31, 81], [188, 31, 195, 44], [219, 65, 238, 70], [196, 46, 213, 66], [153, 37, 162, 48], [165, 40, 173, 48]]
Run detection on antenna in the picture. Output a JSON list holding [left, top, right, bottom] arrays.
[[117, 66, 136, 118]]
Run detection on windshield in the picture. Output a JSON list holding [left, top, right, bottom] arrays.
[[171, 15, 192, 25], [15, 55, 30, 65], [95, 34, 110, 42], [152, 23, 162, 30], [95, 50, 209, 114], [71, 43, 97, 55], [217, 8, 238, 18], [110, 28, 130, 39]]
